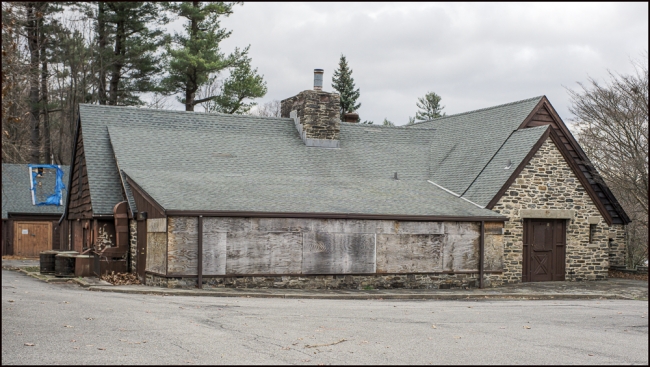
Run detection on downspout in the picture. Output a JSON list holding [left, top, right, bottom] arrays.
[[197, 216, 203, 289], [479, 220, 485, 289]]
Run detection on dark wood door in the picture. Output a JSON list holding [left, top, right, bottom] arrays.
[[136, 219, 147, 284], [523, 219, 566, 282]]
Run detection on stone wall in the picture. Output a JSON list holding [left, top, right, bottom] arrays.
[[492, 138, 624, 283], [281, 90, 341, 141], [128, 220, 137, 273], [145, 272, 490, 290]]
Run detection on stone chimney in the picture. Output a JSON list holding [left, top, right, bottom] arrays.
[[281, 69, 341, 148]]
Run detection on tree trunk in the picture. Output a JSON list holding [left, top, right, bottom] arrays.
[[27, 3, 41, 163], [184, 1, 200, 111], [108, 6, 125, 106], [97, 2, 108, 105], [41, 28, 51, 164]]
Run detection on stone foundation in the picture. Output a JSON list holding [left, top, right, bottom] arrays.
[[145, 272, 500, 290]]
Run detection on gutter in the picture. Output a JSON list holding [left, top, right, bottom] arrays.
[[163, 210, 508, 222]]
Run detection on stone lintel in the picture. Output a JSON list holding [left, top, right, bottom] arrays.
[[587, 216, 601, 224], [519, 209, 575, 219]]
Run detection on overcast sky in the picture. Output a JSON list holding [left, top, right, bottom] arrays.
[[169, 2, 648, 126]]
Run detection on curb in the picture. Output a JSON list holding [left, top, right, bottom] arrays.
[[86, 286, 624, 301]]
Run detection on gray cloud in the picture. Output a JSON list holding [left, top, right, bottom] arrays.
[[170, 2, 648, 126]]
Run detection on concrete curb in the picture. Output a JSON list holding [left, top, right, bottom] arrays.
[[86, 286, 624, 301]]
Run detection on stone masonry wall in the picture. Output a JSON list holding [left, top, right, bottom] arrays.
[[281, 90, 340, 140], [492, 138, 624, 283], [145, 272, 486, 290], [128, 220, 137, 273]]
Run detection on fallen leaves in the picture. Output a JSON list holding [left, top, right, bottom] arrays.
[[524, 326, 531, 329], [64, 325, 74, 328], [101, 271, 141, 285], [24, 343, 35, 346], [98, 348, 106, 351], [7, 300, 14, 303], [431, 325, 437, 329]]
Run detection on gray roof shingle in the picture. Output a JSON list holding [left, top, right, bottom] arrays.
[[461, 125, 549, 207], [410, 96, 543, 195], [2, 164, 70, 218], [79, 104, 500, 218]]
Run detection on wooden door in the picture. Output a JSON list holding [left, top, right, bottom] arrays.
[[523, 219, 566, 282], [13, 221, 52, 257], [136, 219, 147, 284]]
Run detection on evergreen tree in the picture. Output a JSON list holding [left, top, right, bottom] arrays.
[[212, 55, 267, 114], [415, 91, 446, 121], [92, 2, 169, 106], [162, 2, 265, 112], [331, 54, 361, 120], [382, 118, 394, 127]]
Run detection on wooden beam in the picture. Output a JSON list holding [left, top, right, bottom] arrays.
[[197, 216, 203, 289]]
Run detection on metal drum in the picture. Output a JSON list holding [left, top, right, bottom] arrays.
[[54, 253, 78, 277]]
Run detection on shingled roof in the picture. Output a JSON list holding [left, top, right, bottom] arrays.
[[78, 104, 504, 219], [2, 164, 70, 219]]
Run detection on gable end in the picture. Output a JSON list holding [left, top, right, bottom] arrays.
[[516, 97, 629, 225]]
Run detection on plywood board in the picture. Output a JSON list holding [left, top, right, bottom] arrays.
[[146, 232, 167, 274], [226, 232, 302, 274], [252, 218, 313, 233], [312, 219, 383, 234], [203, 217, 249, 233], [376, 234, 444, 273], [484, 234, 504, 271], [147, 218, 167, 233], [202, 232, 226, 275], [442, 222, 480, 271], [167, 217, 198, 276], [302, 232, 375, 274]]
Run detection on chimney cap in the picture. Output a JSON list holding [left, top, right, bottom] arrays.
[[314, 68, 324, 73], [343, 112, 359, 123]]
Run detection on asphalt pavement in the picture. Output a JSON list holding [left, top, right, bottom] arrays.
[[2, 268, 648, 365]]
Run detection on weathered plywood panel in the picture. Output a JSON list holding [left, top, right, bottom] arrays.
[[147, 218, 167, 233], [202, 232, 226, 275], [226, 232, 303, 274], [376, 234, 444, 273], [252, 218, 312, 233], [442, 222, 480, 271], [146, 232, 167, 274], [313, 219, 383, 234], [203, 217, 249, 233], [393, 221, 445, 235], [302, 232, 375, 274], [484, 234, 504, 271], [167, 217, 198, 276]]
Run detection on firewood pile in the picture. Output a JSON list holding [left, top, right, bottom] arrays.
[[100, 271, 141, 285]]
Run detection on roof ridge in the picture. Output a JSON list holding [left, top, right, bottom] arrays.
[[79, 104, 292, 121], [340, 121, 436, 130], [408, 96, 545, 126]]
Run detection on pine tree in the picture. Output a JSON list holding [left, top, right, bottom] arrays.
[[415, 91, 446, 121], [93, 2, 169, 106], [162, 2, 265, 112], [331, 54, 361, 120]]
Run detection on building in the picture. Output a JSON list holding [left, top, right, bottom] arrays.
[[60, 71, 629, 288], [2, 164, 70, 257]]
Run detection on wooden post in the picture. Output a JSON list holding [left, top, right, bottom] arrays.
[[197, 216, 203, 289], [479, 221, 485, 289]]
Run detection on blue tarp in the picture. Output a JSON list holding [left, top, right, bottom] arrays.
[[28, 164, 66, 206]]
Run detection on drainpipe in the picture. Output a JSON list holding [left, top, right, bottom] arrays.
[[197, 216, 203, 289], [479, 221, 485, 289]]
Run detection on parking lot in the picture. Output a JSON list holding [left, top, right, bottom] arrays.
[[2, 269, 648, 365]]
